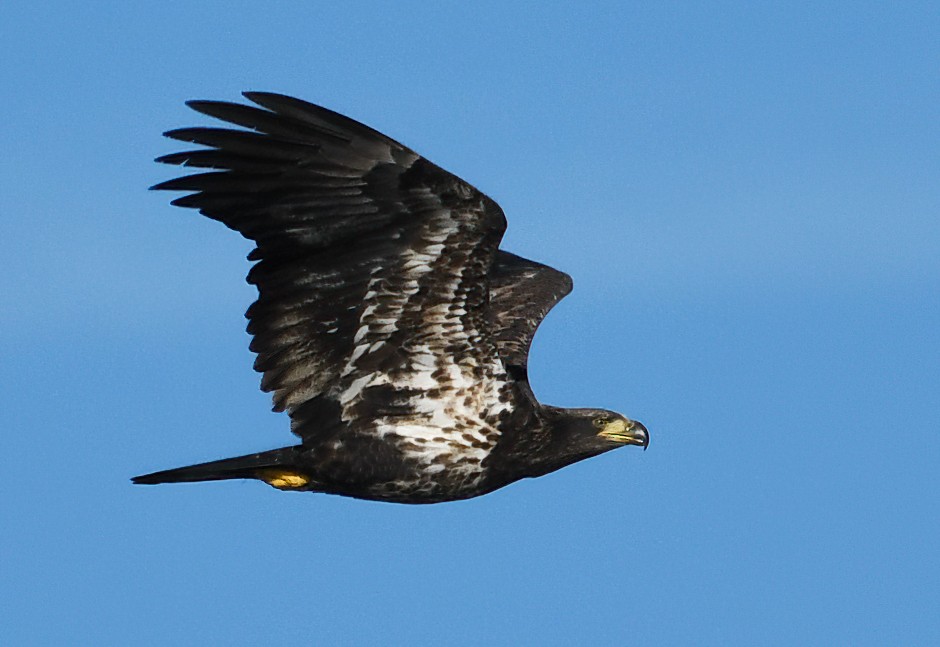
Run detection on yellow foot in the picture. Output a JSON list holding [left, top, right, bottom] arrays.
[[256, 469, 310, 490]]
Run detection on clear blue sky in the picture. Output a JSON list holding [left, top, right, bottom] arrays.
[[2, 2, 938, 645]]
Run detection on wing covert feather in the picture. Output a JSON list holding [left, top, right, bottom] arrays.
[[487, 251, 573, 370]]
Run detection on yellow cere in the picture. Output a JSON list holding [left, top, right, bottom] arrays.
[[598, 418, 639, 443], [602, 418, 629, 437], [257, 469, 310, 490]]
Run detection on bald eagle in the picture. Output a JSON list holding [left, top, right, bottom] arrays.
[[133, 93, 648, 503]]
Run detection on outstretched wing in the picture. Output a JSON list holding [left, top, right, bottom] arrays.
[[488, 251, 573, 371], [153, 93, 509, 443]]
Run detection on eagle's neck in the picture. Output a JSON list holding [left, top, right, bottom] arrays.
[[486, 405, 607, 484]]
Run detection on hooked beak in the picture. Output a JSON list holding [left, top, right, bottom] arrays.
[[599, 419, 650, 450]]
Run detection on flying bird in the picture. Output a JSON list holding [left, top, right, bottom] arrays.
[[133, 92, 648, 503]]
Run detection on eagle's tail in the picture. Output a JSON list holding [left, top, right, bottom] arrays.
[[132, 447, 303, 486]]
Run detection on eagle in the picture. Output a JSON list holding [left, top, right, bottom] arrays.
[[133, 92, 648, 504]]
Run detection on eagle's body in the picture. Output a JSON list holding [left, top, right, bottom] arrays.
[[133, 93, 648, 503]]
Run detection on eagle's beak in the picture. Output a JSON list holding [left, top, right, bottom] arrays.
[[631, 420, 649, 450], [599, 419, 649, 450]]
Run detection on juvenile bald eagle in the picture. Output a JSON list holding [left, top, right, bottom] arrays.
[[133, 92, 648, 503]]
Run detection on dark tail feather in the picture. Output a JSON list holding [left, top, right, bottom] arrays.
[[132, 447, 300, 485]]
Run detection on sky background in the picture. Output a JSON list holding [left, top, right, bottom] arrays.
[[2, 2, 938, 645]]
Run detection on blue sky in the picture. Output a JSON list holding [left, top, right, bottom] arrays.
[[2, 2, 938, 645]]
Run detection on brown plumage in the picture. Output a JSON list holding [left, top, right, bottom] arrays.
[[133, 92, 648, 503]]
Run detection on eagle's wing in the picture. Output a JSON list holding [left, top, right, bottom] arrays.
[[154, 93, 509, 442], [487, 251, 573, 372]]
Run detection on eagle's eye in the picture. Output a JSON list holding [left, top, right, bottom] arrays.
[[592, 416, 611, 429]]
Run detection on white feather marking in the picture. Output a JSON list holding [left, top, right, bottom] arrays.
[[340, 373, 373, 405], [346, 343, 368, 368], [353, 325, 369, 344]]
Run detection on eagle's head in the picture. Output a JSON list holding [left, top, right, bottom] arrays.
[[590, 411, 650, 449], [523, 407, 649, 478]]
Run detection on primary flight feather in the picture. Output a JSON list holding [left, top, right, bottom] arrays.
[[133, 92, 648, 503]]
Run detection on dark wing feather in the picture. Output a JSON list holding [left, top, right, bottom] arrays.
[[488, 251, 573, 370], [154, 93, 508, 441]]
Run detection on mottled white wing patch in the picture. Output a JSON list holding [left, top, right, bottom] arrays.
[[335, 207, 513, 496]]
